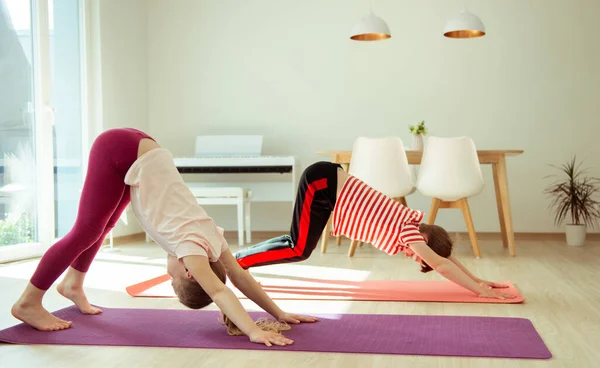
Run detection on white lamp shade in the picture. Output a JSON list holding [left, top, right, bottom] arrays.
[[443, 10, 485, 39], [350, 12, 391, 41]]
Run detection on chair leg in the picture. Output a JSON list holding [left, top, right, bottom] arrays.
[[348, 239, 359, 257], [459, 198, 481, 258], [427, 198, 441, 224], [336, 235, 342, 246], [244, 197, 251, 244], [321, 214, 333, 253], [359, 241, 364, 247], [237, 198, 244, 246]]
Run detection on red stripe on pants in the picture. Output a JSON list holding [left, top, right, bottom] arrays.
[[237, 248, 298, 268], [237, 178, 328, 268]]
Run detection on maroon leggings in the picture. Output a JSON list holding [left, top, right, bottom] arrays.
[[30, 128, 154, 290]]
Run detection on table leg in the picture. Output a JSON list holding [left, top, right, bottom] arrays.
[[321, 213, 333, 253], [492, 163, 509, 249], [493, 156, 516, 256]]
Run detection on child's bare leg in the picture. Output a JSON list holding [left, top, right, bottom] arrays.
[[57, 267, 102, 315], [11, 283, 72, 331]]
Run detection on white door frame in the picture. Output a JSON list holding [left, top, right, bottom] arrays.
[[0, 0, 53, 262], [1, 0, 89, 262]]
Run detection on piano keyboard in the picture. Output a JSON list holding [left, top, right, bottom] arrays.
[[173, 155, 296, 174]]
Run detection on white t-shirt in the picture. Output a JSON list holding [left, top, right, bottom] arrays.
[[124, 148, 228, 262]]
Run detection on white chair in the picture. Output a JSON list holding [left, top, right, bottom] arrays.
[[416, 136, 484, 257], [346, 136, 416, 257], [144, 186, 252, 246]]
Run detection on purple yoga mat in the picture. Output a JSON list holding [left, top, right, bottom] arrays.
[[0, 306, 551, 359]]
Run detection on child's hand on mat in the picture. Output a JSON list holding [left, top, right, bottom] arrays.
[[249, 329, 293, 347], [478, 279, 509, 289], [278, 313, 319, 324], [478, 288, 515, 300]]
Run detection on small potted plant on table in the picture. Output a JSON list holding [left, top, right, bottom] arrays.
[[408, 120, 427, 150]]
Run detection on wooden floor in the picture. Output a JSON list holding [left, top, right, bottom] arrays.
[[1, 235, 599, 367]]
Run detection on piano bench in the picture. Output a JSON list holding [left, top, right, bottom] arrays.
[[145, 185, 252, 246]]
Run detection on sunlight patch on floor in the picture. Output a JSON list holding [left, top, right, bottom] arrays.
[[0, 258, 166, 293], [95, 250, 167, 266], [0, 255, 360, 318]]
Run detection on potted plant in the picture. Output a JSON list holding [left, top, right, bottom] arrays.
[[544, 155, 600, 246], [408, 120, 428, 150]]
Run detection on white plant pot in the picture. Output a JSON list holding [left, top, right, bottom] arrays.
[[565, 224, 586, 246], [411, 134, 424, 150]]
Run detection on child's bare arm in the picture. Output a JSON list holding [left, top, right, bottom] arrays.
[[410, 242, 483, 294], [181, 255, 293, 345], [219, 250, 285, 319], [448, 256, 510, 289], [447, 255, 480, 282], [219, 250, 318, 324], [409, 242, 514, 299], [182, 255, 260, 332]]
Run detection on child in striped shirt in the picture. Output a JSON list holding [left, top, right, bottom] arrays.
[[235, 161, 514, 300]]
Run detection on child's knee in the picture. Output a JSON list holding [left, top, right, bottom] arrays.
[[298, 249, 315, 261], [68, 222, 107, 246]]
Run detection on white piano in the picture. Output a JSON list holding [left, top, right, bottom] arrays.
[[172, 135, 297, 203]]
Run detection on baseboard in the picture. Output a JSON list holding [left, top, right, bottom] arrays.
[[102, 232, 146, 246], [107, 230, 600, 246], [452, 231, 600, 241]]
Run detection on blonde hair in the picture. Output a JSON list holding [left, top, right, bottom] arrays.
[[221, 314, 291, 336], [171, 261, 292, 337]]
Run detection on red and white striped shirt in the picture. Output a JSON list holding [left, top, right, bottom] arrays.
[[331, 175, 425, 255]]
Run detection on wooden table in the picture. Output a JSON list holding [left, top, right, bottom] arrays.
[[317, 150, 524, 256]]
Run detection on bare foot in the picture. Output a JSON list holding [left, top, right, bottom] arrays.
[[57, 282, 102, 315], [11, 301, 72, 331]]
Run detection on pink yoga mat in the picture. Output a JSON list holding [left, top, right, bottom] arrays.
[[0, 306, 551, 359], [126, 274, 524, 303]]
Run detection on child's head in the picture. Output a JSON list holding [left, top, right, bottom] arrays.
[[417, 223, 453, 273], [169, 259, 227, 309]]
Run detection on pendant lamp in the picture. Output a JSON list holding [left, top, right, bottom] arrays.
[[350, 1, 391, 41], [443, 9, 485, 39]]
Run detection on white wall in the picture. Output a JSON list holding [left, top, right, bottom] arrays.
[[98, 0, 148, 236], [139, 0, 600, 234], [99, 0, 148, 132]]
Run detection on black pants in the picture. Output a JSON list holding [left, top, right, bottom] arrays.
[[235, 161, 341, 269]]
